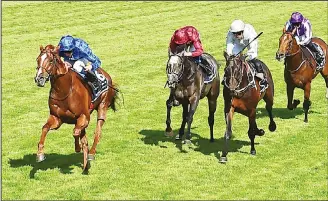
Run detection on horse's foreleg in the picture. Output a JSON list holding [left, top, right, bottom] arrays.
[[176, 103, 188, 140], [185, 96, 200, 143], [165, 97, 174, 137], [74, 114, 90, 171], [37, 115, 62, 162], [303, 83, 312, 123], [220, 106, 234, 163], [207, 98, 217, 142], [80, 129, 90, 172], [286, 83, 299, 110], [88, 119, 105, 160]]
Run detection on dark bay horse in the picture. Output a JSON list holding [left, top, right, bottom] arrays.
[[276, 31, 328, 122], [220, 52, 276, 163], [34, 45, 119, 172], [165, 47, 220, 143]]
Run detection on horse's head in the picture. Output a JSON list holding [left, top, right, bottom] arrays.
[[166, 44, 188, 88], [276, 29, 298, 61], [223, 51, 246, 91], [35, 45, 66, 87]]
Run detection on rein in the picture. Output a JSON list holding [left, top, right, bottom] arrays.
[[223, 60, 256, 96]]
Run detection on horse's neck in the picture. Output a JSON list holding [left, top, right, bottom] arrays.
[[50, 69, 72, 99], [285, 43, 306, 70]]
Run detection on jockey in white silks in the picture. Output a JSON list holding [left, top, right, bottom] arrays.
[[226, 19, 268, 92]]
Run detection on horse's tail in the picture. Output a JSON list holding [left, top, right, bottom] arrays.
[[109, 82, 124, 112]]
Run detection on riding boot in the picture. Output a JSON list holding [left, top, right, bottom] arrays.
[[307, 42, 324, 67], [85, 71, 102, 97], [250, 59, 268, 93]]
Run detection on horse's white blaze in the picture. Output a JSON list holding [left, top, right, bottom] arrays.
[[169, 56, 179, 65], [37, 53, 47, 77]]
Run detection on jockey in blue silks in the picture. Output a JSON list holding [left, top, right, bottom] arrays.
[[58, 35, 108, 100], [284, 12, 324, 68]]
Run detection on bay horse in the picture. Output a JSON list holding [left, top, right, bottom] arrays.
[[220, 51, 276, 163], [276, 31, 328, 122], [165, 45, 220, 143], [34, 45, 119, 172]]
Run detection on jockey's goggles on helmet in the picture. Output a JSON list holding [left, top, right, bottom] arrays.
[[232, 31, 243, 36]]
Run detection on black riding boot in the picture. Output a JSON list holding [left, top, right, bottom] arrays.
[[85, 71, 102, 96], [250, 59, 268, 92], [306, 42, 324, 67]]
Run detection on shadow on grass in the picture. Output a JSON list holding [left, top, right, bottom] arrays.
[[139, 129, 258, 160], [9, 153, 83, 179], [256, 107, 321, 119]]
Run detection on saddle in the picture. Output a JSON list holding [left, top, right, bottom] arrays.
[[71, 68, 109, 102], [198, 53, 218, 84], [302, 43, 325, 71]]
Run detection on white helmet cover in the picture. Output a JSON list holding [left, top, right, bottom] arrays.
[[229, 20, 245, 32]]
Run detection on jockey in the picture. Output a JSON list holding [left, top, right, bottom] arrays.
[[284, 12, 324, 68], [58, 35, 108, 101], [168, 26, 212, 76], [226, 19, 268, 92]]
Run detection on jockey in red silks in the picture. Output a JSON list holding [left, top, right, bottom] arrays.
[[284, 12, 324, 68], [168, 26, 212, 76]]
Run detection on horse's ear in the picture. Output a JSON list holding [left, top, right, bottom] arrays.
[[282, 27, 286, 34], [223, 51, 229, 61], [53, 45, 60, 54], [40, 45, 44, 51]]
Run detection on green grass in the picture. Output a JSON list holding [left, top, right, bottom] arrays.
[[2, 1, 327, 200]]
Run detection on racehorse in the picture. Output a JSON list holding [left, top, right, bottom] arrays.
[[165, 45, 220, 143], [276, 30, 328, 122], [220, 51, 276, 163], [34, 45, 119, 172]]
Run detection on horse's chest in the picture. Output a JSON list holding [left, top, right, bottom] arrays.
[[175, 86, 197, 99], [49, 103, 78, 120]]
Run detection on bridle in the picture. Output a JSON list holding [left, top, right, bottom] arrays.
[[281, 32, 300, 57]]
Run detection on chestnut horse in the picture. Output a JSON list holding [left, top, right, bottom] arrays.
[[165, 47, 220, 143], [220, 52, 276, 163], [276, 31, 328, 122], [34, 45, 119, 172]]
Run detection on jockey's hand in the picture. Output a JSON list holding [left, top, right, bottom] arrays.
[[85, 63, 92, 71], [183, 52, 192, 57], [64, 61, 72, 70]]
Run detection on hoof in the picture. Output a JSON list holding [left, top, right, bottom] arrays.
[[269, 122, 276, 132], [209, 138, 214, 143], [183, 139, 192, 145], [165, 131, 174, 137], [87, 154, 95, 161], [36, 154, 46, 163], [256, 129, 265, 136], [175, 135, 182, 141], [304, 118, 308, 123], [250, 150, 256, 155], [293, 99, 300, 108], [219, 156, 227, 163]]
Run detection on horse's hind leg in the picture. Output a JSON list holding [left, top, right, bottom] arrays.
[[263, 89, 276, 132], [88, 119, 105, 160], [303, 82, 312, 123], [176, 103, 188, 140], [320, 70, 328, 99], [37, 115, 62, 162]]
